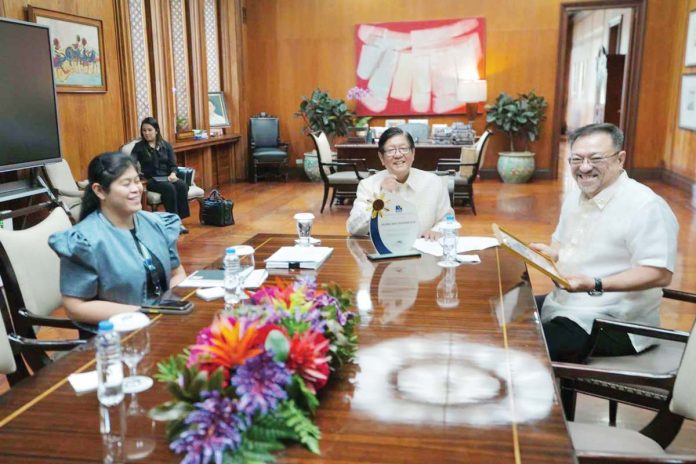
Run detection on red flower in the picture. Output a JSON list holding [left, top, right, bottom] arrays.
[[286, 330, 330, 393]]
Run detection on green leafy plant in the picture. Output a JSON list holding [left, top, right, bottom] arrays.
[[354, 116, 372, 128], [485, 91, 548, 152], [296, 89, 355, 139]]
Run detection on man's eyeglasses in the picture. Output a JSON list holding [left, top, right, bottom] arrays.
[[382, 146, 413, 157], [568, 151, 621, 167]]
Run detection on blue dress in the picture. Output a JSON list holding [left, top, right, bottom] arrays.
[[48, 210, 181, 306]]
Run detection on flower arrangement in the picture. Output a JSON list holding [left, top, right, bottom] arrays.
[[149, 277, 359, 463], [346, 86, 372, 128]]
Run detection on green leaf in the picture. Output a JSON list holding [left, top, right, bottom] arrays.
[[148, 401, 193, 422], [265, 330, 289, 362], [287, 374, 319, 414]]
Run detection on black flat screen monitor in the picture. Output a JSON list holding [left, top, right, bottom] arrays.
[[0, 18, 62, 173]]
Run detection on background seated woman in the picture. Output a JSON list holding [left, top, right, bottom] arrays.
[[49, 152, 187, 324], [346, 126, 453, 240], [130, 116, 190, 233]]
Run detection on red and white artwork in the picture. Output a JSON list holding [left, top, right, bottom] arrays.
[[354, 18, 485, 116]]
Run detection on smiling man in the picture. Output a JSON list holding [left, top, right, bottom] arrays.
[[346, 126, 452, 240], [530, 123, 678, 362]]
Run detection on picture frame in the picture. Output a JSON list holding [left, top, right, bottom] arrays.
[[679, 74, 696, 131], [208, 92, 230, 127], [685, 10, 696, 67], [28, 6, 107, 93], [492, 223, 570, 289]]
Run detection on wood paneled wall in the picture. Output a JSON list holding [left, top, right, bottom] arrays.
[[243, 0, 685, 177], [662, 0, 696, 186], [3, 0, 125, 179]]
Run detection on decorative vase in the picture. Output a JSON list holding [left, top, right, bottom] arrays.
[[302, 151, 322, 182], [496, 152, 535, 183]]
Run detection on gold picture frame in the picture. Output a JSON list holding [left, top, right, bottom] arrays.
[[28, 6, 107, 93], [492, 223, 570, 289]]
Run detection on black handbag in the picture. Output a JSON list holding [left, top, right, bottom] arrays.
[[199, 190, 234, 226]]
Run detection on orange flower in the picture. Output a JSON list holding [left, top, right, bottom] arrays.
[[189, 317, 265, 372]]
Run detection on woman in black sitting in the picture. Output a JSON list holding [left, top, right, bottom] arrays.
[[131, 117, 190, 232]]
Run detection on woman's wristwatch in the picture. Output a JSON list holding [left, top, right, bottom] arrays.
[[587, 278, 604, 296]]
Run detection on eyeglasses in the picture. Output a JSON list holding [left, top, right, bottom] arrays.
[[382, 146, 413, 157], [568, 151, 621, 166]]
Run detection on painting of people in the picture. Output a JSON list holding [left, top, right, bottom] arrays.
[[29, 7, 107, 92]]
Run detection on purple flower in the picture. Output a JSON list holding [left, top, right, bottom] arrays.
[[293, 275, 318, 296], [347, 86, 370, 101], [231, 352, 291, 417], [170, 390, 248, 464]]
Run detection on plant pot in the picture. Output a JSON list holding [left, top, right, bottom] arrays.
[[497, 151, 535, 183], [302, 151, 322, 182]]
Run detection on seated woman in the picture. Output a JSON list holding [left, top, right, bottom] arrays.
[[130, 116, 190, 233], [346, 126, 453, 240], [49, 152, 187, 324]]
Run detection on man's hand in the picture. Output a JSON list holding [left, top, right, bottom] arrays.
[[168, 172, 178, 183], [380, 175, 399, 192], [529, 242, 559, 262], [564, 274, 596, 292], [422, 230, 441, 241]]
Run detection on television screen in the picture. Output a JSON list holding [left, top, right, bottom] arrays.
[[0, 18, 61, 173]]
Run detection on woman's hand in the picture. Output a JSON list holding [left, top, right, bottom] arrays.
[[168, 172, 178, 183]]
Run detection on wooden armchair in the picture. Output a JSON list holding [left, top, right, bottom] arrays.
[[435, 130, 492, 214], [248, 113, 289, 182], [559, 288, 696, 427], [554, 315, 696, 461], [308, 131, 370, 213], [44, 159, 89, 222]]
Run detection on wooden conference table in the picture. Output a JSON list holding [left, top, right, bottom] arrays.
[[0, 234, 574, 463], [336, 142, 467, 171]]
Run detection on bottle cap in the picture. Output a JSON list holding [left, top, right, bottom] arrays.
[[446, 214, 455, 221], [228, 245, 254, 256], [226, 247, 236, 254], [97, 320, 114, 332]]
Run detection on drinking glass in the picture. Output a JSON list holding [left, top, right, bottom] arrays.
[[436, 267, 459, 309], [109, 312, 152, 412], [294, 212, 315, 246]]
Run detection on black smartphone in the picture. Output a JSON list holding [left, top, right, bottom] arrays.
[[141, 300, 194, 315], [366, 251, 422, 261]]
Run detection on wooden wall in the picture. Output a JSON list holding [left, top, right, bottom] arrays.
[[243, 0, 684, 178], [3, 0, 125, 179], [662, 0, 696, 189]]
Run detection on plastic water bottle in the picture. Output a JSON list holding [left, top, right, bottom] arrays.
[[96, 320, 126, 464], [224, 247, 242, 310], [439, 214, 461, 267]]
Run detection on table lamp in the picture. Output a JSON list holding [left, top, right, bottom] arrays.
[[458, 80, 488, 122]]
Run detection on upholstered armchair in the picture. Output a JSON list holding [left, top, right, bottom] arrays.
[[44, 159, 89, 222], [248, 113, 289, 182], [435, 130, 492, 214]]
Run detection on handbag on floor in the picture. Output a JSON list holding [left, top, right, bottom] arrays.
[[199, 190, 234, 226]]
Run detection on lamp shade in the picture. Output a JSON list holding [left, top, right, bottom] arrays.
[[457, 80, 488, 103]]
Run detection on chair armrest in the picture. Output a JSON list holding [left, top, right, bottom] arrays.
[[18, 308, 81, 330], [76, 180, 89, 189], [590, 319, 689, 344], [324, 161, 364, 180], [9, 333, 87, 351], [552, 362, 676, 390], [339, 158, 368, 170], [56, 188, 85, 198], [663, 288, 696, 303], [576, 451, 696, 463]]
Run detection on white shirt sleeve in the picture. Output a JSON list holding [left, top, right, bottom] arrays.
[[627, 198, 678, 272], [346, 178, 374, 236]]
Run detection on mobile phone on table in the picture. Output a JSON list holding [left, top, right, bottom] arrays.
[[140, 300, 194, 315]]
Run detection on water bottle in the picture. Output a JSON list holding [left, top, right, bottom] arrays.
[[440, 214, 461, 267], [224, 247, 242, 310], [96, 320, 126, 464]]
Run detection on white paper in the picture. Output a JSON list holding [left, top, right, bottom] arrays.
[[179, 269, 267, 289], [456, 254, 481, 264], [68, 370, 98, 394], [413, 236, 499, 257], [265, 246, 333, 270]]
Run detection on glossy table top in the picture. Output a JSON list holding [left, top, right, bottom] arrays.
[[0, 234, 574, 463]]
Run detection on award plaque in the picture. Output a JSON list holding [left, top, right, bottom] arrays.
[[368, 192, 420, 256]]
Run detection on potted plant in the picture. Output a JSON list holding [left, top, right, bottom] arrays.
[[296, 89, 356, 181], [485, 90, 547, 183]]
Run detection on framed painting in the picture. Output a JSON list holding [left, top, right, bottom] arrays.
[[685, 10, 696, 67], [28, 7, 107, 93], [679, 74, 696, 131], [354, 17, 486, 116], [208, 92, 230, 127]]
